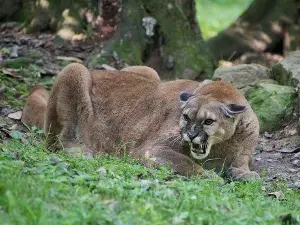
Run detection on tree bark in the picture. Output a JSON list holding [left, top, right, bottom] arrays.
[[1, 0, 216, 79], [92, 0, 216, 80], [207, 0, 299, 60]]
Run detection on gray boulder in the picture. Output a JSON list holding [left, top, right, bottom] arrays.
[[272, 50, 300, 86], [272, 51, 300, 133], [212, 64, 272, 90]]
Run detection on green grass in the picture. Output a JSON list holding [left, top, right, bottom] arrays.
[[0, 137, 300, 225], [196, 0, 253, 39]]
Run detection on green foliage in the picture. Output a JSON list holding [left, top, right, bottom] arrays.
[[0, 53, 53, 107], [0, 138, 299, 225], [0, 71, 29, 107], [196, 0, 253, 39]]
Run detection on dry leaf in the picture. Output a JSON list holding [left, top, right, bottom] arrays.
[[1, 68, 22, 78], [8, 111, 22, 120], [268, 191, 284, 199], [57, 56, 83, 63], [96, 64, 117, 71], [277, 147, 300, 153]]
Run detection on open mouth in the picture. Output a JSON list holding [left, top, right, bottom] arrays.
[[190, 142, 207, 154]]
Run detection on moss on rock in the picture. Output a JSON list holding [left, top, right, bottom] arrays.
[[246, 83, 296, 132]]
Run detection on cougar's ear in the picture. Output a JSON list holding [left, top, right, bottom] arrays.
[[179, 92, 194, 107], [223, 104, 247, 118]]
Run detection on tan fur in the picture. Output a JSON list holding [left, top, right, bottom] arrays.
[[121, 65, 160, 81], [22, 87, 49, 129], [22, 63, 259, 180]]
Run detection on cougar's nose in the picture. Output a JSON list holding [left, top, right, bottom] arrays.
[[187, 131, 199, 141], [187, 125, 199, 141]]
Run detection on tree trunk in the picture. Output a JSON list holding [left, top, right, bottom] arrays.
[[1, 0, 216, 79], [0, 0, 99, 36], [91, 0, 216, 80], [207, 0, 299, 60]]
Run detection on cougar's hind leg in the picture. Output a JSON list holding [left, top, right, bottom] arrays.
[[22, 87, 49, 129], [44, 63, 94, 152]]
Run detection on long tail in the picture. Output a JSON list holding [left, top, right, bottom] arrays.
[[22, 87, 49, 129]]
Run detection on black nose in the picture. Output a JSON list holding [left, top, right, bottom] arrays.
[[187, 131, 198, 140]]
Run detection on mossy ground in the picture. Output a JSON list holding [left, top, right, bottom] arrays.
[[0, 135, 300, 225]]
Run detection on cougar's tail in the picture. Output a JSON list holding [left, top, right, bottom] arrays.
[[22, 87, 49, 129]]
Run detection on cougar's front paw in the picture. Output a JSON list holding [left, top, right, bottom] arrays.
[[228, 167, 260, 181]]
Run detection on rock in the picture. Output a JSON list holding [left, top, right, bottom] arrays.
[[212, 64, 272, 90], [293, 152, 300, 159], [9, 45, 19, 58], [288, 168, 298, 173], [272, 50, 300, 86], [7, 111, 22, 120], [294, 181, 300, 188], [272, 51, 300, 134], [292, 159, 300, 167], [246, 83, 296, 132]]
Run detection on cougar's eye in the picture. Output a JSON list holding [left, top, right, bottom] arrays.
[[204, 119, 215, 125], [183, 114, 190, 121]]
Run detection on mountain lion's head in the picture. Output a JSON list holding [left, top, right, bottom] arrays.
[[179, 91, 247, 160]]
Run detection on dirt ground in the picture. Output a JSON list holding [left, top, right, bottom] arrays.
[[0, 24, 299, 189], [254, 120, 300, 188]]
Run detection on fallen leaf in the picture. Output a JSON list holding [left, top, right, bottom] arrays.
[[268, 191, 284, 199], [57, 56, 83, 63], [8, 111, 22, 120], [1, 68, 22, 78], [95, 64, 117, 71]]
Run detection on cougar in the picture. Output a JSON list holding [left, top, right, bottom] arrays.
[[22, 64, 260, 180]]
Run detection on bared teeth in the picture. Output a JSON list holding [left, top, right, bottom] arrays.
[[190, 142, 207, 154]]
